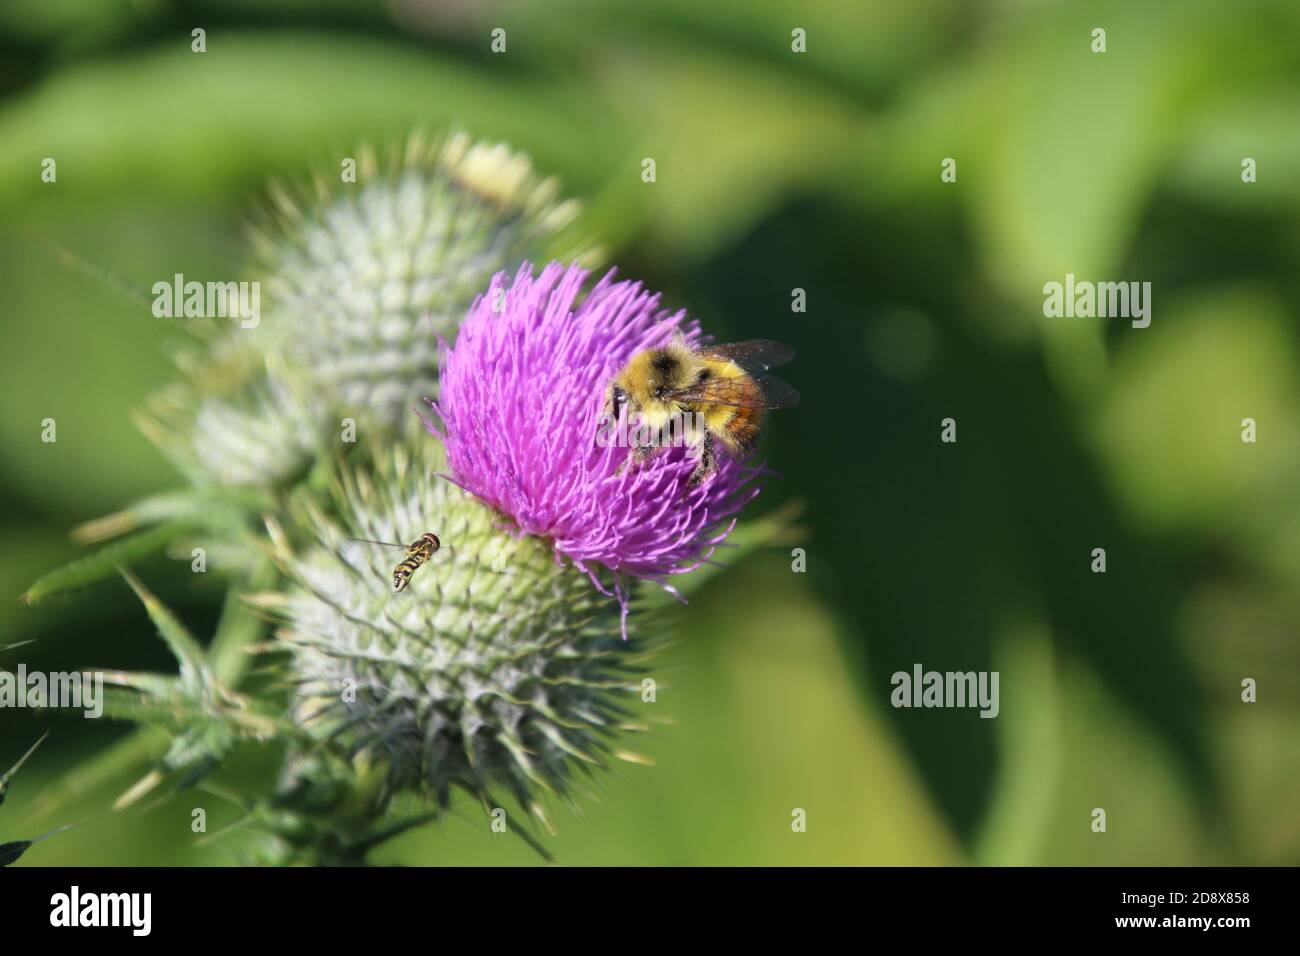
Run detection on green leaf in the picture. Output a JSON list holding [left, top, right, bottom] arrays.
[[72, 487, 272, 544], [117, 569, 212, 688], [0, 822, 79, 866], [21, 520, 197, 605], [0, 840, 32, 866], [0, 732, 49, 807], [99, 686, 197, 729], [210, 554, 279, 684]]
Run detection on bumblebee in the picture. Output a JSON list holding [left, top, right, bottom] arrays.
[[605, 339, 798, 484]]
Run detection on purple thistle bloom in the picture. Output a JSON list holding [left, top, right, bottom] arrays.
[[429, 261, 762, 621]]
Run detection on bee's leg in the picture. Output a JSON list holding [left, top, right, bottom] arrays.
[[616, 444, 655, 477], [688, 432, 717, 486]]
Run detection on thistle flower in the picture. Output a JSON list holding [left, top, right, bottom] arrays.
[[260, 445, 652, 826], [431, 262, 763, 616]]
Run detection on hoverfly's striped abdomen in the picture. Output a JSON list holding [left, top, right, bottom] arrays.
[[391, 532, 441, 592]]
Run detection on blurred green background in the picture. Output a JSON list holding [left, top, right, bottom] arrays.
[[3, 0, 1299, 865]]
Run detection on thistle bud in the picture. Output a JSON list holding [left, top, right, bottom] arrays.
[[143, 133, 589, 490], [264, 445, 651, 820]]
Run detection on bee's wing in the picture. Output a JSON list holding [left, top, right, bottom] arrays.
[[667, 373, 800, 409], [750, 373, 801, 408], [346, 537, 408, 550], [697, 340, 794, 373]]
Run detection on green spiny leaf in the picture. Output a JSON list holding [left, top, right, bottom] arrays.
[[0, 732, 49, 807], [210, 554, 279, 684], [72, 487, 272, 544], [0, 840, 32, 866], [118, 569, 212, 687], [1, 822, 79, 866], [22, 520, 197, 605]]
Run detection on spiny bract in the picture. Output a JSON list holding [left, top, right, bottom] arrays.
[[262, 445, 653, 819]]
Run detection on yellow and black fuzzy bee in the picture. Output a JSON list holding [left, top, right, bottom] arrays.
[[348, 532, 442, 592], [605, 339, 799, 485]]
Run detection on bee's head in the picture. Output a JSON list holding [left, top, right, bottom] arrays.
[[636, 347, 691, 395], [606, 343, 694, 429], [648, 353, 674, 399]]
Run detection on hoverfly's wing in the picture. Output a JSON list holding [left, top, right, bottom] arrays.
[[697, 339, 794, 373], [667, 373, 800, 409], [346, 537, 408, 551]]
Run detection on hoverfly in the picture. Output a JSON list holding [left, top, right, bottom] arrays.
[[347, 532, 442, 592]]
